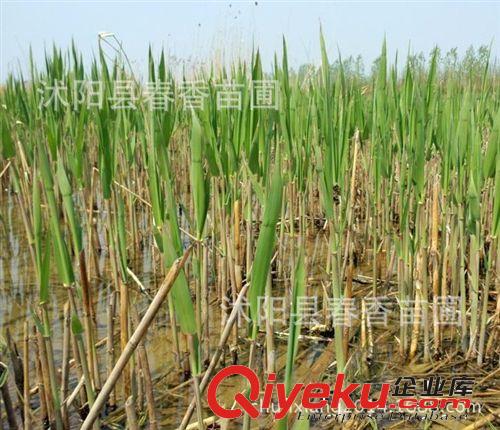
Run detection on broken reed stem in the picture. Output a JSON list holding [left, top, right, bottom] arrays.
[[5, 330, 23, 414], [65, 377, 84, 410], [41, 307, 64, 430], [33, 326, 48, 424], [125, 396, 139, 430], [37, 329, 55, 425], [131, 307, 158, 430]]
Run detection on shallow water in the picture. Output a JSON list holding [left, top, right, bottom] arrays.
[[1, 189, 497, 429], [0, 189, 334, 428]]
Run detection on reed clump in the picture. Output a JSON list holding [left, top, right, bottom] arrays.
[[0, 36, 498, 429]]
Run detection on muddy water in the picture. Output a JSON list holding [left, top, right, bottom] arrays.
[[0, 192, 180, 424]]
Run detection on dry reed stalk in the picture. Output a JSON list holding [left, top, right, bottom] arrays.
[[344, 256, 353, 359], [5, 330, 23, 409], [67, 288, 96, 423], [33, 327, 48, 425], [131, 308, 158, 430], [78, 249, 99, 391], [245, 180, 253, 277], [70, 334, 86, 408], [431, 181, 441, 355], [409, 249, 424, 360], [60, 302, 71, 429], [1, 373, 19, 429], [188, 334, 204, 430], [202, 242, 210, 366], [360, 299, 368, 376], [36, 330, 55, 425], [119, 277, 131, 399], [125, 396, 139, 430], [234, 198, 242, 293], [479, 239, 496, 364], [23, 322, 30, 430], [106, 290, 116, 410]]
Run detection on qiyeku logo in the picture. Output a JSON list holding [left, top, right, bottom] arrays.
[[206, 365, 473, 420], [206, 365, 391, 420]]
